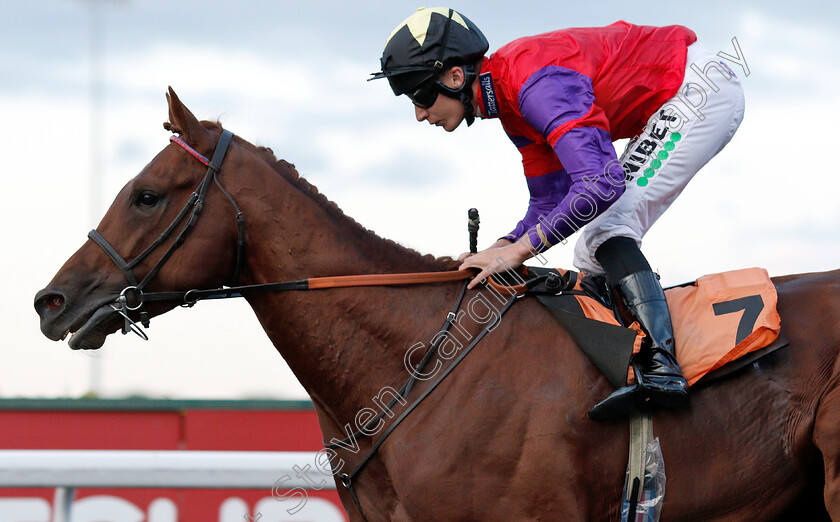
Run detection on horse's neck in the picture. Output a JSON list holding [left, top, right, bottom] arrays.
[[238, 168, 455, 433]]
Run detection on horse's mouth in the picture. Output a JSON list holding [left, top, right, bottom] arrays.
[[65, 302, 124, 351]]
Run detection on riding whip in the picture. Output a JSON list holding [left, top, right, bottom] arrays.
[[468, 208, 480, 254]]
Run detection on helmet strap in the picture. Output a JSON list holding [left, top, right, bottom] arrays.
[[460, 89, 477, 126], [436, 64, 478, 126]]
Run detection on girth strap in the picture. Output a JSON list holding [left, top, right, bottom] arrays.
[[324, 281, 470, 454], [336, 293, 518, 521]]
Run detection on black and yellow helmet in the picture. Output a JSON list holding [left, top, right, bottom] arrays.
[[370, 7, 488, 124]]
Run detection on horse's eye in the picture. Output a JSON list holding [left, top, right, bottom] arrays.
[[136, 192, 159, 208]]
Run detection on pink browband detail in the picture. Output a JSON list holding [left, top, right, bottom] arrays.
[[169, 135, 210, 166]]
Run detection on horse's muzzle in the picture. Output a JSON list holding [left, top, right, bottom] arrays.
[[34, 286, 122, 349]]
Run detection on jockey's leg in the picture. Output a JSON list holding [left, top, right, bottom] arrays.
[[572, 40, 745, 278], [570, 41, 744, 421], [588, 236, 688, 421]]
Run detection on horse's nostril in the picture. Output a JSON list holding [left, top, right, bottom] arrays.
[[45, 295, 65, 310], [35, 289, 67, 317], [34, 289, 71, 340]]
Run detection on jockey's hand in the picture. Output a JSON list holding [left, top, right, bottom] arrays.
[[457, 251, 474, 262], [459, 240, 533, 290]]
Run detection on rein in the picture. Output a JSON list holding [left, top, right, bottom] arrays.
[[138, 269, 474, 306]]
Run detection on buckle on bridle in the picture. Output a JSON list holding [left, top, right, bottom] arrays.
[[339, 473, 352, 489], [182, 289, 200, 307]]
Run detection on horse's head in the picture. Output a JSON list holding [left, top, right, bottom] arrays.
[[35, 88, 241, 350]]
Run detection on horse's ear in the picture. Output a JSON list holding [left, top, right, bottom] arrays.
[[163, 87, 213, 150]]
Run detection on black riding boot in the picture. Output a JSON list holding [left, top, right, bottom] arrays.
[[588, 270, 689, 421]]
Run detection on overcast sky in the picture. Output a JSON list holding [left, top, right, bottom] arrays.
[[2, 0, 838, 400]]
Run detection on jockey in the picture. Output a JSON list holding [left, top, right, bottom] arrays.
[[370, 8, 745, 421]]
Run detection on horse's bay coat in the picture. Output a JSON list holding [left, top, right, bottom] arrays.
[[35, 88, 839, 521]]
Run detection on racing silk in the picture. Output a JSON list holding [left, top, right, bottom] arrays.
[[476, 21, 697, 250]]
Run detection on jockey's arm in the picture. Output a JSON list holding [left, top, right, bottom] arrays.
[[459, 71, 626, 286], [511, 71, 626, 252]]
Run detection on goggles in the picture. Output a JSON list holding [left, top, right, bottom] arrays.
[[406, 78, 440, 109]]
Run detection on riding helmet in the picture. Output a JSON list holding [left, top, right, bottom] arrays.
[[370, 7, 488, 124]]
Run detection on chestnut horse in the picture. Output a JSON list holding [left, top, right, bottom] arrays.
[[35, 89, 840, 520]]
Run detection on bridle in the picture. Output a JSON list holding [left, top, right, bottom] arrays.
[[87, 127, 474, 338], [87, 129, 244, 336]]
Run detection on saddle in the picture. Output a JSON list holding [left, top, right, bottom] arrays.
[[490, 266, 787, 389]]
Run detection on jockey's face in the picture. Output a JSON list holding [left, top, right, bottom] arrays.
[[413, 67, 467, 132]]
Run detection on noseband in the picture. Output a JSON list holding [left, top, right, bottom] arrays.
[[88, 129, 244, 335]]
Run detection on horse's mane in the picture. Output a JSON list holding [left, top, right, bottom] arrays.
[[201, 121, 458, 272]]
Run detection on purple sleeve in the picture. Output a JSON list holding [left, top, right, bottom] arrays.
[[513, 67, 626, 251], [518, 66, 596, 136], [504, 169, 572, 242], [524, 128, 625, 251]]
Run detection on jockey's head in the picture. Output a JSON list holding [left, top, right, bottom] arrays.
[[370, 7, 488, 130]]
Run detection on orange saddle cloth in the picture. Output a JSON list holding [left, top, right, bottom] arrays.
[[524, 266, 782, 387], [666, 267, 781, 385]]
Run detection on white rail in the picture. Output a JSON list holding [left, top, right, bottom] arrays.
[[0, 450, 335, 522], [0, 450, 333, 489]]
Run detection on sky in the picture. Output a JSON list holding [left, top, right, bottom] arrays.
[[2, 0, 839, 400]]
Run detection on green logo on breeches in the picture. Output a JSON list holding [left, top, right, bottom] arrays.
[[637, 132, 682, 187]]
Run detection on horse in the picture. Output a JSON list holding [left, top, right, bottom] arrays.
[[34, 88, 840, 521]]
